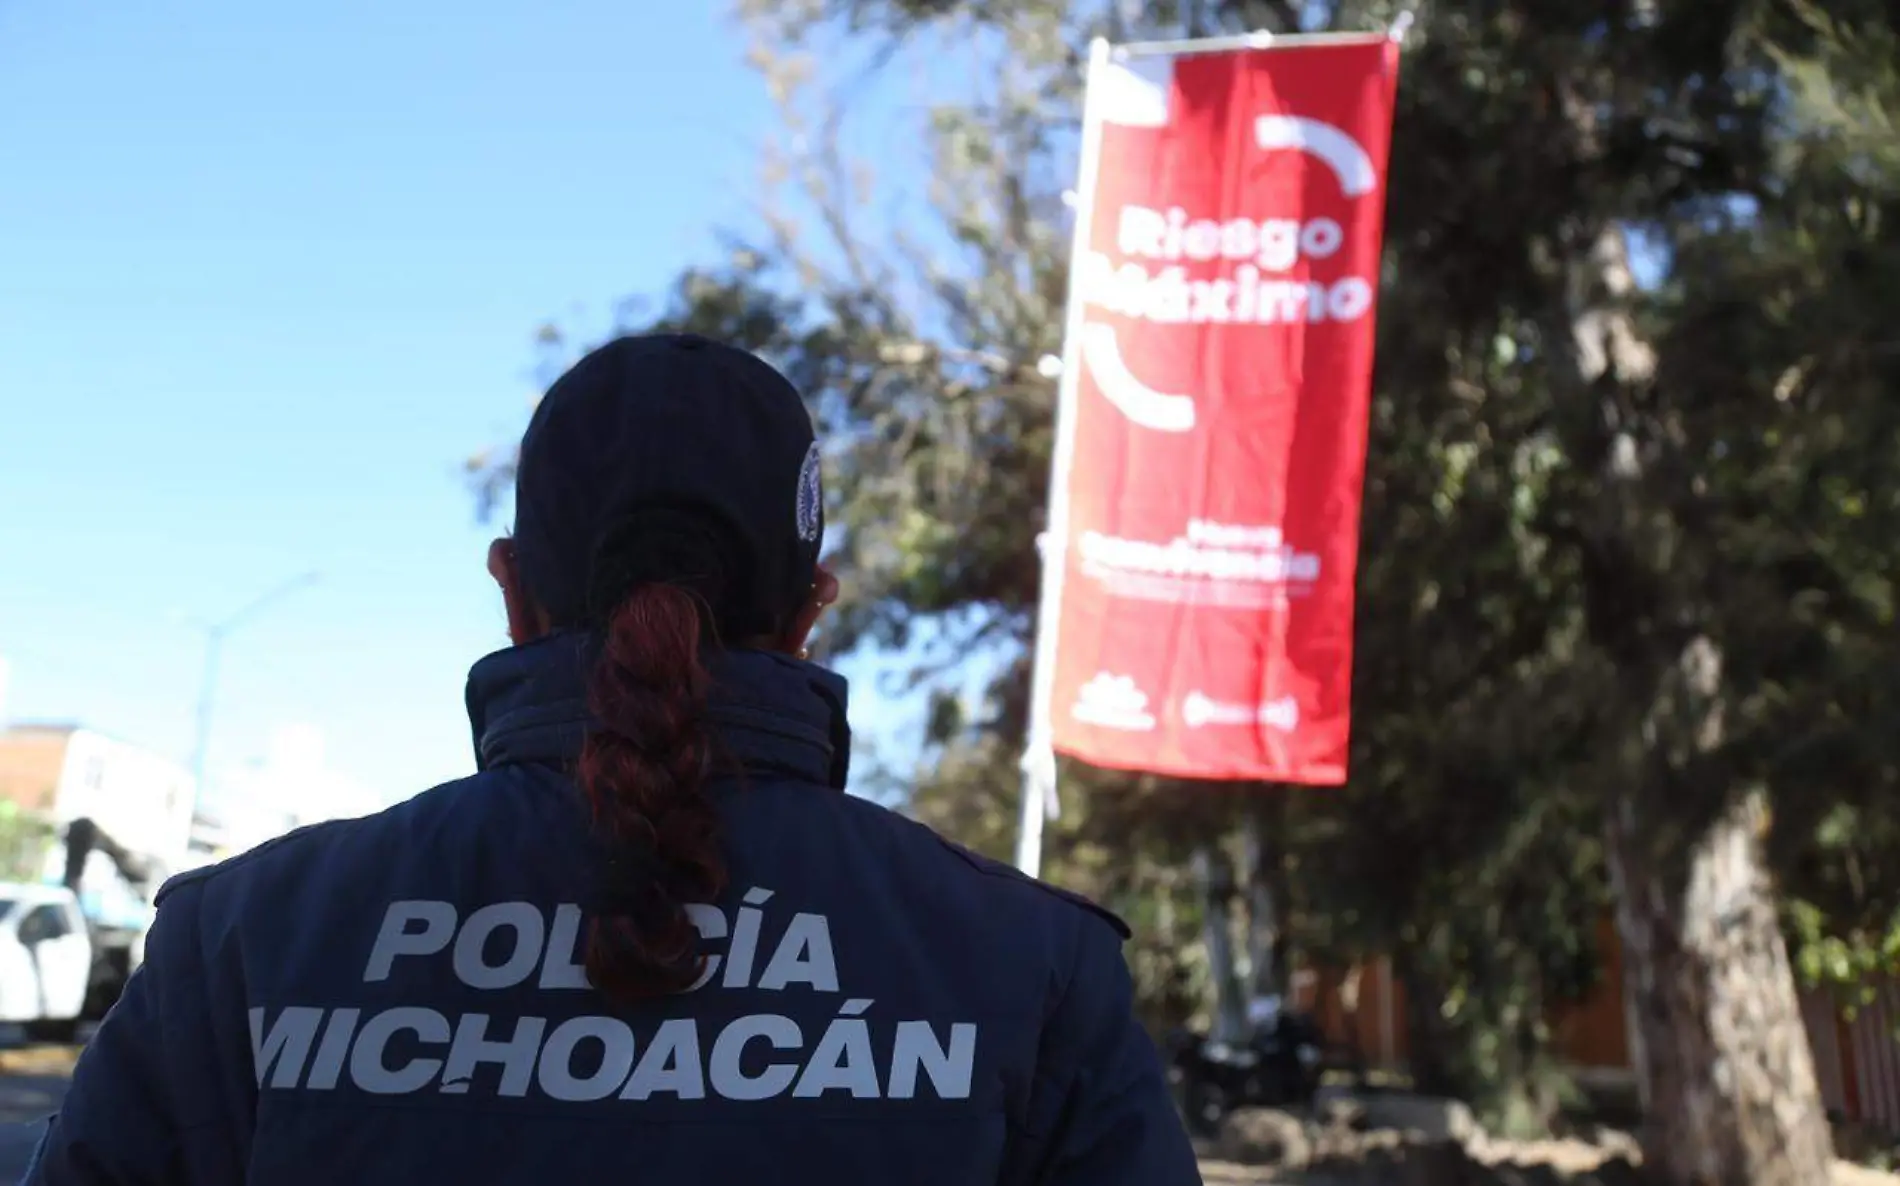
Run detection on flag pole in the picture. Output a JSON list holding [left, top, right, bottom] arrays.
[[1015, 36, 1114, 878]]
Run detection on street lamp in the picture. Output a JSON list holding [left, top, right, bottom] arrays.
[[188, 572, 320, 819]]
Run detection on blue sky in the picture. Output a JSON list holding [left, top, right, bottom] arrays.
[[0, 0, 895, 807]]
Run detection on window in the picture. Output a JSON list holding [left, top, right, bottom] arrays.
[[18, 905, 70, 944]]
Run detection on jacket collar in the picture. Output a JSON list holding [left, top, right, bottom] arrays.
[[465, 632, 852, 789]]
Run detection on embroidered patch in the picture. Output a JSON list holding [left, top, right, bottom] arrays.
[[796, 442, 823, 543]]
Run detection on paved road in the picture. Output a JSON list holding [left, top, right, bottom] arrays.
[[0, 1073, 65, 1186]]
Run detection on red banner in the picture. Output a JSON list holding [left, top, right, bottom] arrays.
[[1045, 38, 1400, 785]]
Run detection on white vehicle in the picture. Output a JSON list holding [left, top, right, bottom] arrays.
[[0, 882, 92, 1040], [0, 724, 193, 1019]]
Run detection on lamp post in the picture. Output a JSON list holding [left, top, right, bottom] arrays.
[[188, 572, 319, 819]]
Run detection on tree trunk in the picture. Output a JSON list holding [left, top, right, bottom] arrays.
[[1558, 213, 1836, 1185], [1605, 641, 1834, 1185], [1338, 965, 1368, 1081], [1390, 949, 1458, 1096], [1608, 788, 1833, 1184]]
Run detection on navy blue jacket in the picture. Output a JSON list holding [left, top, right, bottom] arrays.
[[27, 638, 1200, 1185]]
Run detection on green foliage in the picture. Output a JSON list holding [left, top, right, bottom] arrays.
[[1788, 898, 1900, 1025], [0, 801, 56, 885]]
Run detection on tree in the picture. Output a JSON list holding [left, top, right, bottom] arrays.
[[471, 0, 1900, 1178], [1749, 1, 1900, 1028], [0, 802, 56, 884]]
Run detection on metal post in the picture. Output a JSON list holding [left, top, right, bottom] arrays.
[[1243, 804, 1280, 999], [1015, 37, 1114, 877], [189, 628, 224, 814], [186, 573, 318, 820], [1195, 842, 1248, 1043]]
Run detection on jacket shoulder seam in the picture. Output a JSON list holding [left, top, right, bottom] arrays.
[[926, 832, 1132, 940], [154, 816, 364, 906]]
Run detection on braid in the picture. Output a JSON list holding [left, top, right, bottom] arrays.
[[576, 583, 725, 1001]]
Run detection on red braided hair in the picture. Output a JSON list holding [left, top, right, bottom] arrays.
[[576, 583, 725, 1002]]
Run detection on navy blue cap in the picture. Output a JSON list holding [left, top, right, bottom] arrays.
[[511, 334, 823, 633]]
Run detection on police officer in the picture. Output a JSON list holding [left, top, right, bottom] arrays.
[[27, 335, 1202, 1185]]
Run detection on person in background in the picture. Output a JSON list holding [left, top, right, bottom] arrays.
[[26, 334, 1201, 1185]]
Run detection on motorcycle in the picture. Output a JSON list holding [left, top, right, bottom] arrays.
[[1165, 997, 1327, 1137]]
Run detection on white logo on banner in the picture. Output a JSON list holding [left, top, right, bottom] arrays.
[[1072, 673, 1158, 732], [248, 893, 977, 1104], [1182, 692, 1300, 732], [1079, 56, 1382, 433]]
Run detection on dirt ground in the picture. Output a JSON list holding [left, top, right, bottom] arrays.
[[1196, 1153, 1900, 1184], [1, 1045, 1893, 1185], [1196, 1105, 1900, 1186], [1195, 1154, 1900, 1186], [0, 1046, 80, 1078]]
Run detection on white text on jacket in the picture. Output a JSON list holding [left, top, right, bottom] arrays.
[[248, 891, 978, 1103]]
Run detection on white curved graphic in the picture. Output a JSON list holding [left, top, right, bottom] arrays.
[[1094, 59, 1379, 201], [1254, 115, 1378, 197], [1096, 58, 1174, 127], [1081, 322, 1197, 433]]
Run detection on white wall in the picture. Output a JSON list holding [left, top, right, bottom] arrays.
[[205, 724, 381, 857], [53, 730, 195, 875]]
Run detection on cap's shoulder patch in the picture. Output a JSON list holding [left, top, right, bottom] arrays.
[[930, 833, 1132, 940], [796, 442, 823, 542]]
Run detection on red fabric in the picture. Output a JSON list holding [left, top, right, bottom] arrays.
[[1048, 40, 1400, 784]]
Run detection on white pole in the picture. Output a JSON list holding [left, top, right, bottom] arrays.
[[1015, 36, 1116, 878], [187, 572, 318, 830]]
